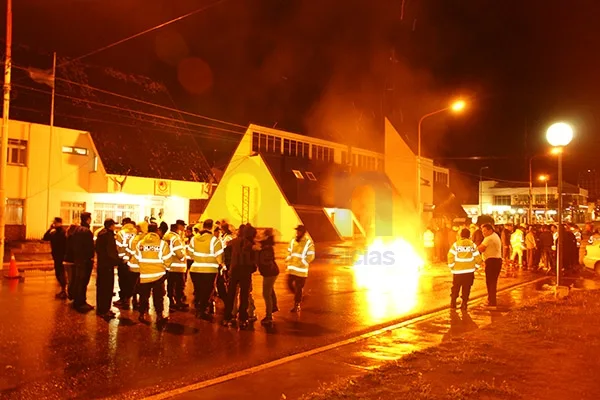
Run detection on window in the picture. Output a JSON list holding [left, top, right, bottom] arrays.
[[290, 140, 297, 156], [434, 171, 449, 185], [274, 137, 282, 154], [306, 171, 316, 181], [534, 194, 546, 204], [292, 170, 304, 179], [93, 203, 139, 225], [283, 139, 290, 156], [259, 134, 267, 152], [377, 159, 385, 171], [62, 146, 88, 156], [303, 143, 309, 158], [252, 132, 259, 152], [342, 151, 347, 165], [493, 195, 511, 206], [352, 154, 357, 166], [60, 201, 86, 225], [513, 195, 529, 206], [6, 199, 24, 224], [8, 139, 27, 166], [267, 135, 275, 152]]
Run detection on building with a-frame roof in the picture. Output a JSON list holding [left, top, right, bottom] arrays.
[[201, 120, 458, 243]]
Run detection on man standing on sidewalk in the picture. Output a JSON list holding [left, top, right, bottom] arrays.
[[43, 217, 67, 299], [69, 212, 95, 312], [478, 223, 502, 307]]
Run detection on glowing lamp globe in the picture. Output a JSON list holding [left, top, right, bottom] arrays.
[[546, 122, 573, 147]]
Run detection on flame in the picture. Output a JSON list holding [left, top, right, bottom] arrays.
[[352, 236, 424, 322]]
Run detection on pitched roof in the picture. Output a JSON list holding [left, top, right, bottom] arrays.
[[261, 153, 395, 209]]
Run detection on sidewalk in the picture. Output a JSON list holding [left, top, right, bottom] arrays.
[[144, 277, 555, 400]]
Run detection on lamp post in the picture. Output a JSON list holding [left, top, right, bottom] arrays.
[[417, 100, 465, 221], [538, 174, 549, 222], [546, 122, 574, 289], [479, 166, 489, 216]]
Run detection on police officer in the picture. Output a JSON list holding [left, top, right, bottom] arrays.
[[69, 212, 95, 313], [164, 223, 189, 311], [113, 218, 137, 310], [136, 223, 169, 324], [127, 224, 145, 310], [187, 219, 223, 320], [286, 225, 315, 312], [95, 219, 119, 319], [448, 228, 483, 310]]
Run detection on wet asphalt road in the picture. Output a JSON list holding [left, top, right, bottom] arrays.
[[0, 259, 533, 400]]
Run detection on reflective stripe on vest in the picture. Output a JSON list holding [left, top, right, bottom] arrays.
[[140, 272, 165, 280]]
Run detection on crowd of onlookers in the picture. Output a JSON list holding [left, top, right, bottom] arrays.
[[425, 221, 600, 273]]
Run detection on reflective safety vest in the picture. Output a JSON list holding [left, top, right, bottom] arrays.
[[286, 236, 315, 277], [589, 233, 600, 245], [187, 231, 223, 273], [116, 223, 137, 262], [423, 230, 435, 248], [511, 230, 524, 250], [574, 230, 582, 247], [448, 238, 482, 274], [162, 231, 187, 273], [136, 232, 168, 284], [127, 232, 146, 272]]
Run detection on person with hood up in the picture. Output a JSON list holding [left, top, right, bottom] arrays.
[[187, 219, 223, 320], [222, 224, 258, 328]]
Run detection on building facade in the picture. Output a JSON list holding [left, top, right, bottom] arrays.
[[5, 119, 210, 240], [478, 180, 590, 224]]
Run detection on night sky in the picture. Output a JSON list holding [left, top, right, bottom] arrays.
[[4, 0, 600, 201]]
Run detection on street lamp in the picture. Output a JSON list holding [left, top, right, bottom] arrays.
[[479, 166, 489, 216], [417, 99, 466, 221], [546, 122, 574, 289], [538, 174, 549, 221]]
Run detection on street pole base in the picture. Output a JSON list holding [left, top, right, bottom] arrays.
[[555, 285, 570, 299]]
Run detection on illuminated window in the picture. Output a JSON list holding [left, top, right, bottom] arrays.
[[60, 201, 85, 225], [8, 139, 27, 166], [292, 170, 304, 179], [93, 203, 139, 225], [306, 171, 316, 181], [6, 199, 25, 224], [62, 146, 88, 156]]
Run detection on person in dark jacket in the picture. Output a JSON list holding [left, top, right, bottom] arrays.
[[43, 217, 67, 299], [68, 212, 95, 312], [539, 225, 554, 271], [63, 224, 78, 300], [258, 228, 279, 325], [222, 224, 258, 328], [95, 219, 119, 319]]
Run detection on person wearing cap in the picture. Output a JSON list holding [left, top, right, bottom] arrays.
[[136, 223, 170, 324], [164, 223, 189, 311], [126, 224, 146, 310], [187, 219, 224, 320], [68, 212, 95, 312], [43, 217, 68, 299], [286, 225, 315, 312], [95, 219, 119, 319], [113, 218, 137, 310]]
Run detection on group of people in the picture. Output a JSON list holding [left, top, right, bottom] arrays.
[[43, 213, 316, 328]]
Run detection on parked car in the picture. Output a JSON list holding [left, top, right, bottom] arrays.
[[583, 242, 600, 275]]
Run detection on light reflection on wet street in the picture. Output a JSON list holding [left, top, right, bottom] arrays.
[[0, 258, 534, 399]]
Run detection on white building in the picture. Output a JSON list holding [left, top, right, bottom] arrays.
[[479, 180, 589, 224], [5, 119, 214, 240]]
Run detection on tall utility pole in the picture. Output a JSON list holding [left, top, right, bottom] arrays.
[[45, 52, 57, 225], [0, 0, 13, 269]]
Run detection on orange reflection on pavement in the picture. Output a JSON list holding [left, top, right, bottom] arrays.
[[352, 237, 424, 323]]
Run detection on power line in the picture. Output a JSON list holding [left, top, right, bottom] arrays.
[[12, 64, 247, 130], [64, 0, 230, 65]]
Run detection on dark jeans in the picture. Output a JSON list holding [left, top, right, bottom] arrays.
[[64, 262, 74, 299], [96, 265, 115, 314], [225, 273, 252, 321], [190, 272, 216, 314], [450, 272, 474, 305], [484, 258, 502, 306], [116, 261, 132, 300], [167, 271, 186, 305], [526, 249, 536, 269], [540, 247, 554, 269], [53, 258, 66, 289], [138, 276, 166, 315], [287, 274, 306, 304], [215, 268, 228, 302], [72, 260, 93, 307], [262, 275, 278, 317]]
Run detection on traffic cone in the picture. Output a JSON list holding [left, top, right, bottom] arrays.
[[5, 252, 20, 279]]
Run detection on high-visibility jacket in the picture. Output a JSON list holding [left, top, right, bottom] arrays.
[[423, 230, 435, 248], [286, 236, 315, 277], [187, 231, 223, 273], [116, 223, 137, 262], [162, 230, 187, 272], [127, 231, 146, 273], [136, 232, 169, 284], [511, 230, 524, 250], [448, 238, 482, 274], [589, 233, 600, 245]]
